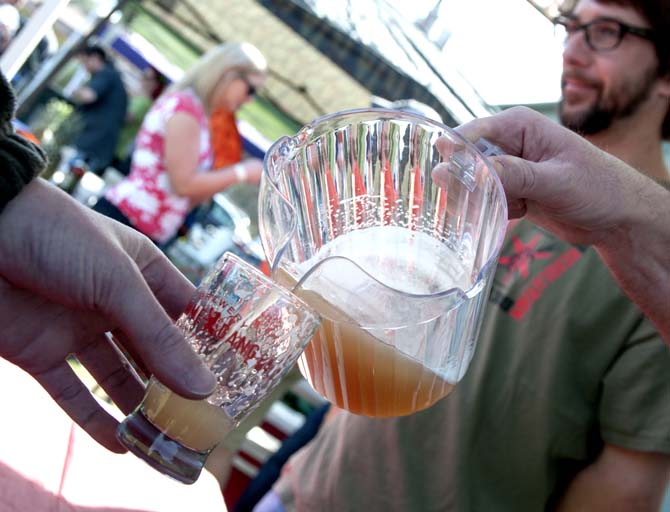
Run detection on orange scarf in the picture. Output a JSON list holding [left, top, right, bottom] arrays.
[[210, 108, 243, 168]]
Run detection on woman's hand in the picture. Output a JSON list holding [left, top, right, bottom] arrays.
[[237, 158, 263, 184]]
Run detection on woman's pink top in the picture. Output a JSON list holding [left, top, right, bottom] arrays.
[[106, 89, 213, 243]]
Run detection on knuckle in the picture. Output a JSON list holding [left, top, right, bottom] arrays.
[[77, 405, 107, 430], [99, 364, 136, 390], [96, 253, 135, 297], [148, 320, 182, 356], [514, 105, 534, 118], [518, 161, 537, 194], [50, 377, 85, 403], [138, 252, 167, 293]]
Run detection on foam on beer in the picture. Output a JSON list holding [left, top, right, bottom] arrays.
[[276, 225, 475, 417], [300, 225, 471, 292]]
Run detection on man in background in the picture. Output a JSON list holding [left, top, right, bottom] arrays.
[[70, 44, 127, 175]]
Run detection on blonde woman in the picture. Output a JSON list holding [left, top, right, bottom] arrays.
[[95, 42, 267, 244]]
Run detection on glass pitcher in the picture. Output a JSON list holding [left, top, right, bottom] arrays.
[[259, 108, 507, 417]]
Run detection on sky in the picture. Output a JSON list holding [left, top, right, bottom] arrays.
[[392, 0, 564, 106]]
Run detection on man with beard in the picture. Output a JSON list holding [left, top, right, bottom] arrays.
[[557, 0, 670, 183], [253, 1, 670, 511]]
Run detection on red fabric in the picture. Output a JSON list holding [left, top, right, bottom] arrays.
[[16, 129, 39, 145], [209, 108, 243, 169]]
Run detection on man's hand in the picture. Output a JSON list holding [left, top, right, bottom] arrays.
[[0, 180, 216, 451], [70, 85, 98, 104], [437, 107, 670, 340], [436, 106, 660, 247]]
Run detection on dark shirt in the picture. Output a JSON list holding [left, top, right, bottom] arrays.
[[74, 63, 127, 173]]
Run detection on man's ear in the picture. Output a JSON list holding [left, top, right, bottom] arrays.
[[656, 70, 670, 99]]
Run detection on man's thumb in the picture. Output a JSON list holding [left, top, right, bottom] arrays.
[[491, 155, 540, 203]]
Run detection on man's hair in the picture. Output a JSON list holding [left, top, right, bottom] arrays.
[[562, 0, 670, 138], [79, 44, 108, 63]]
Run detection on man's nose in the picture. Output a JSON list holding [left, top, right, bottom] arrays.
[[562, 30, 593, 68]]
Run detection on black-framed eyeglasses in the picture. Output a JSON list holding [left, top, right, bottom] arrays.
[[233, 72, 258, 97], [553, 15, 655, 52]]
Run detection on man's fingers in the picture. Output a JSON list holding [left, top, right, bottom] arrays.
[[134, 242, 196, 320], [431, 162, 451, 189], [489, 155, 541, 203], [432, 138, 536, 221], [435, 152, 540, 216], [454, 115, 515, 155], [105, 260, 216, 399], [102, 218, 194, 320], [33, 361, 125, 453], [91, 220, 214, 399], [76, 334, 146, 415], [507, 199, 528, 219], [455, 107, 545, 158], [108, 330, 150, 382], [435, 135, 465, 160], [453, 117, 496, 146]]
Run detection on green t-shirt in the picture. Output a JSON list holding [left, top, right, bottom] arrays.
[[274, 220, 670, 511]]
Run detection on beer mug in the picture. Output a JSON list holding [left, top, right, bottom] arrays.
[[116, 253, 320, 484], [259, 108, 507, 417]]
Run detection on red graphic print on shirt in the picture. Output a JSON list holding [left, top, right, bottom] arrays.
[[490, 229, 584, 320]]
